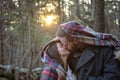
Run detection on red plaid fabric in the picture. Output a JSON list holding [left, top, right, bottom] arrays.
[[58, 21, 120, 60], [59, 21, 120, 51]]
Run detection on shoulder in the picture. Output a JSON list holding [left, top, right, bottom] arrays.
[[88, 46, 115, 58], [89, 45, 114, 54], [42, 64, 58, 74], [99, 46, 114, 56], [40, 64, 58, 79]]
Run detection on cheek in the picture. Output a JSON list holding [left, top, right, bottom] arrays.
[[58, 48, 70, 56], [68, 43, 74, 50]]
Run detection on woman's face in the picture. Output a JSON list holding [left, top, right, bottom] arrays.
[[56, 42, 70, 56], [58, 37, 76, 52]]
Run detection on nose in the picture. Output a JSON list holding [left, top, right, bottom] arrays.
[[63, 44, 68, 49]]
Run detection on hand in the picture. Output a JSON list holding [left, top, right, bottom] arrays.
[[52, 36, 60, 42], [114, 50, 120, 60], [51, 37, 60, 42]]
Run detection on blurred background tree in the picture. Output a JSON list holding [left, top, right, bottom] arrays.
[[0, 0, 120, 80]]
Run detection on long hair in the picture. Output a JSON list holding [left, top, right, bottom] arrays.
[[47, 43, 64, 66]]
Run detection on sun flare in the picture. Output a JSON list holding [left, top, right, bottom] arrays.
[[45, 15, 55, 25]]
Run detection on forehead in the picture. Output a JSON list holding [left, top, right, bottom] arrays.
[[58, 37, 72, 44]]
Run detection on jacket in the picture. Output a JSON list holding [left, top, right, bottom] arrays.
[[68, 46, 120, 80]]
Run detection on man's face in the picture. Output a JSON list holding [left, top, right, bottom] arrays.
[[58, 37, 76, 52]]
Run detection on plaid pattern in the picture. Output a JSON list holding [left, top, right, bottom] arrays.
[[41, 53, 63, 69], [40, 64, 58, 80], [59, 21, 120, 51], [40, 51, 65, 80]]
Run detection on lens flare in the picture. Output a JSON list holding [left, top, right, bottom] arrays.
[[45, 15, 55, 25]]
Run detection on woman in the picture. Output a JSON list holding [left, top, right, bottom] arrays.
[[40, 41, 76, 80]]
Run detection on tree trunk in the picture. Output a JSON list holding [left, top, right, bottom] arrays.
[[0, 19, 5, 65], [93, 0, 105, 32], [75, 0, 93, 27]]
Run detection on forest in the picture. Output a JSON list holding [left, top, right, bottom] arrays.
[[0, 0, 120, 80]]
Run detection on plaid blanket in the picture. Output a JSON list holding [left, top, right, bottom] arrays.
[[40, 46, 66, 80], [41, 52, 63, 70], [59, 21, 120, 59]]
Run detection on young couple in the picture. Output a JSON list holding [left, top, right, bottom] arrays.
[[40, 21, 120, 80]]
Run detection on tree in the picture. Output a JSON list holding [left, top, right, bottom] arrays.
[[92, 0, 105, 32], [0, 19, 5, 65]]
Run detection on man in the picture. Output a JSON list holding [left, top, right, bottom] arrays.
[[54, 21, 120, 80]]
